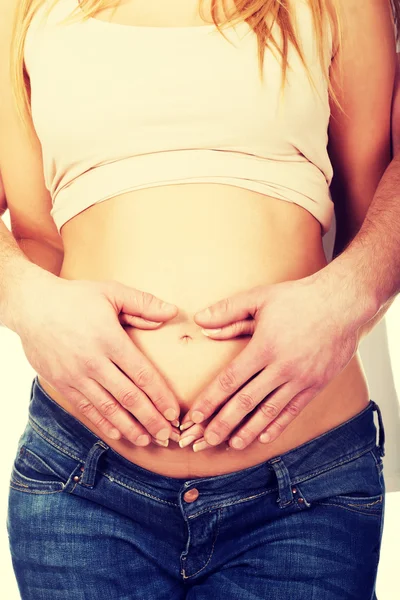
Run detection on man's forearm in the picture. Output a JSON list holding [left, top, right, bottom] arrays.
[[0, 217, 57, 332], [16, 238, 64, 277], [320, 153, 400, 341]]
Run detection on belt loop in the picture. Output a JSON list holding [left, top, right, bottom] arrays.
[[371, 401, 386, 458], [80, 440, 109, 488], [269, 457, 294, 508]]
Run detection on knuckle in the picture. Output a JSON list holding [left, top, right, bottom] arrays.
[[151, 393, 168, 408], [98, 399, 119, 418], [286, 401, 302, 417], [236, 426, 255, 442], [76, 399, 93, 416], [258, 344, 272, 362], [135, 367, 154, 388], [219, 297, 231, 314], [143, 415, 161, 432], [259, 401, 280, 420], [95, 415, 112, 431], [118, 387, 142, 409], [199, 397, 217, 414], [83, 356, 100, 374], [124, 425, 141, 442], [271, 419, 284, 435], [104, 338, 122, 358], [218, 365, 237, 393], [214, 419, 231, 434], [142, 290, 156, 312], [236, 392, 256, 413], [277, 359, 294, 379]]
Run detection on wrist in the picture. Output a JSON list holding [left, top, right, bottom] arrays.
[[308, 255, 380, 334], [0, 259, 58, 333]]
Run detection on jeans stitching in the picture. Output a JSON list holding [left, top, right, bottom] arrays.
[[188, 489, 276, 518], [100, 471, 178, 507], [314, 500, 383, 518], [184, 509, 221, 579], [11, 467, 64, 488], [9, 482, 65, 495], [347, 496, 382, 508], [28, 418, 83, 463], [289, 444, 376, 488]]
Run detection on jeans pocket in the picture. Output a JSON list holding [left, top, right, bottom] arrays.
[[313, 449, 385, 518], [9, 422, 78, 495]]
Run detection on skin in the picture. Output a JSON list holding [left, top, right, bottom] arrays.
[[178, 38, 400, 451], [1, 1, 398, 453]]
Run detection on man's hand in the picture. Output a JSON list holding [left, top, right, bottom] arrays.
[[178, 270, 376, 452], [10, 270, 181, 446]]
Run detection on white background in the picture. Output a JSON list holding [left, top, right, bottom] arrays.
[[1, 212, 399, 598]]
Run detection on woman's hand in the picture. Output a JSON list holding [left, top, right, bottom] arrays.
[[179, 270, 371, 451], [11, 271, 181, 446]]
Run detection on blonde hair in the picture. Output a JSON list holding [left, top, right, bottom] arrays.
[[10, 0, 383, 130], [10, 0, 345, 128]]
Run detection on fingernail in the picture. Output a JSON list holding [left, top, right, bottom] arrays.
[[161, 302, 176, 310], [170, 431, 181, 443], [205, 431, 220, 445], [180, 421, 194, 431], [136, 434, 151, 446], [192, 411, 204, 424], [196, 308, 211, 318], [109, 429, 121, 439], [155, 428, 170, 441], [163, 408, 178, 421], [201, 328, 222, 336], [259, 432, 270, 443], [193, 439, 209, 453], [179, 435, 197, 448], [153, 438, 169, 447], [231, 437, 244, 449], [171, 419, 180, 427]]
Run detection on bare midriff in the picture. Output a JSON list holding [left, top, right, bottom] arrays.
[[37, 184, 371, 479]]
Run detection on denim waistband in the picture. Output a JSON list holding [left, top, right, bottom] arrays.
[[28, 375, 385, 497]]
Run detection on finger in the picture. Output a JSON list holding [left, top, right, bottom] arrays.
[[192, 437, 214, 453], [183, 339, 273, 428], [152, 426, 181, 447], [257, 387, 316, 444], [201, 318, 255, 339], [178, 423, 206, 448], [119, 314, 164, 329], [227, 381, 301, 449], [86, 358, 174, 442], [67, 383, 151, 446], [193, 286, 263, 328], [202, 367, 287, 447], [109, 330, 181, 422], [107, 281, 179, 322], [67, 387, 122, 441]]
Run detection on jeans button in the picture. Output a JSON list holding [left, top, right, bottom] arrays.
[[183, 488, 199, 503]]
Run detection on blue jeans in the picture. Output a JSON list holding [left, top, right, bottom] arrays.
[[7, 376, 386, 599]]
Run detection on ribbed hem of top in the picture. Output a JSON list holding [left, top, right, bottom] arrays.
[[50, 149, 334, 236]]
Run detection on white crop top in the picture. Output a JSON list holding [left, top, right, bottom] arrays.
[[24, 0, 335, 235]]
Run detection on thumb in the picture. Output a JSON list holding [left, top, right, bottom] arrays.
[[201, 318, 255, 339], [119, 313, 165, 329], [194, 286, 262, 328], [105, 281, 178, 321]]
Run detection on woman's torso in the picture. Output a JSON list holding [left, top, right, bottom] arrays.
[[36, 0, 371, 479]]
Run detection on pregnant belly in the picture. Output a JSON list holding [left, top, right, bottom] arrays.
[[39, 183, 370, 478]]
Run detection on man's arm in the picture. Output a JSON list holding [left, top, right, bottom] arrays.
[[326, 52, 400, 340], [320, 149, 400, 342]]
